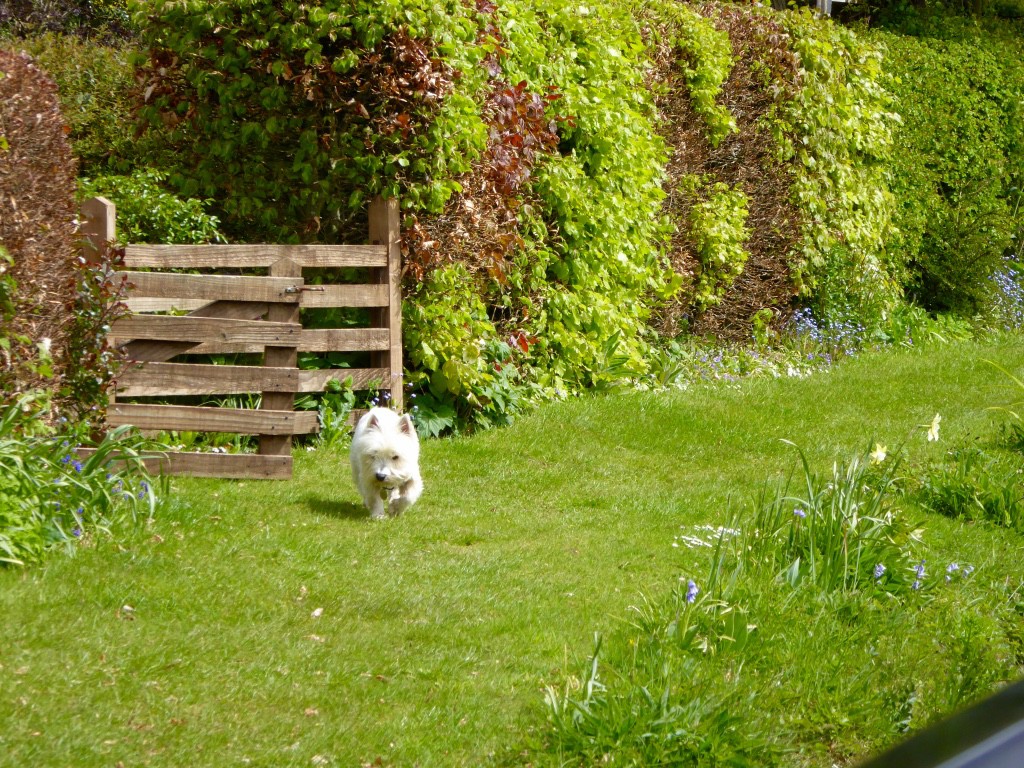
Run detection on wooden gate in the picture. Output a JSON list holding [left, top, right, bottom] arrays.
[[80, 196, 403, 480]]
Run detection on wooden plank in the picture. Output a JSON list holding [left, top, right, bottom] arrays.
[[114, 362, 301, 397], [77, 447, 293, 479], [368, 196, 404, 410], [124, 297, 208, 313], [297, 367, 389, 393], [299, 283, 388, 308], [107, 403, 318, 435], [260, 258, 301, 458], [298, 328, 390, 352], [110, 315, 300, 345], [118, 301, 271, 363], [122, 272, 303, 303], [124, 244, 388, 269], [180, 328, 390, 355]]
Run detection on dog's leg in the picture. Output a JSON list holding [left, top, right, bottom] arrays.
[[389, 478, 422, 517], [366, 491, 387, 520]]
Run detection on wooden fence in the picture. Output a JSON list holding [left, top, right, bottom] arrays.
[[80, 196, 403, 480]]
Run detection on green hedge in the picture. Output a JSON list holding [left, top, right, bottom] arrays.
[[16, 1, 1021, 431], [870, 14, 1024, 316]]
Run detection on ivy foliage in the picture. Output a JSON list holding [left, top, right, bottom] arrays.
[[767, 9, 901, 330], [684, 176, 751, 309]]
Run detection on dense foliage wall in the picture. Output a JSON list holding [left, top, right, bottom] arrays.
[[4, 0, 1022, 428]]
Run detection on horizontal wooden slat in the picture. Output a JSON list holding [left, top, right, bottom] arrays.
[[124, 297, 208, 313], [298, 328, 390, 352], [107, 403, 319, 435], [299, 284, 388, 308], [124, 244, 388, 269], [297, 367, 389, 393], [111, 316, 300, 345], [114, 363, 301, 397], [77, 447, 292, 479], [184, 328, 390, 355], [122, 272, 303, 303]]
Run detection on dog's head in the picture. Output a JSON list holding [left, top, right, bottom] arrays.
[[356, 410, 420, 489]]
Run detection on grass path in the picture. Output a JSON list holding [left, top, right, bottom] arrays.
[[2, 338, 1022, 767]]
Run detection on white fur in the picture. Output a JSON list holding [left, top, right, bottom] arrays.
[[350, 407, 423, 519]]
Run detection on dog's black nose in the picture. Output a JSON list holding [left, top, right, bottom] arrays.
[[375, 471, 389, 482]]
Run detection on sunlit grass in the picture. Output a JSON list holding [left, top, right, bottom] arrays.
[[1, 338, 1022, 767]]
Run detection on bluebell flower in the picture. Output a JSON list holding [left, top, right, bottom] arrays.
[[914, 561, 926, 580], [793, 507, 806, 519], [685, 580, 699, 604], [873, 563, 886, 580], [72, 460, 83, 473]]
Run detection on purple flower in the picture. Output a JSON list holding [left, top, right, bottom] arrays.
[[793, 507, 807, 519], [685, 580, 699, 604], [914, 561, 926, 580], [873, 563, 887, 581]]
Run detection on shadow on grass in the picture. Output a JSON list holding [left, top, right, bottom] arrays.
[[302, 496, 368, 521]]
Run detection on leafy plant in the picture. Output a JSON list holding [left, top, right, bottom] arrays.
[[747, 442, 922, 594], [666, 2, 738, 148], [872, 15, 1024, 317], [685, 177, 751, 309], [768, 10, 901, 333], [79, 169, 224, 244], [0, 393, 164, 566]]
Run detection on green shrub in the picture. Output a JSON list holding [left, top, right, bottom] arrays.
[[133, 0, 677, 425], [871, 15, 1024, 316], [132, 0, 488, 243], [79, 169, 224, 244], [662, 1, 738, 148], [0, 0, 131, 39]]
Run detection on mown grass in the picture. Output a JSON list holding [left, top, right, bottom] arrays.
[[1, 338, 1023, 767]]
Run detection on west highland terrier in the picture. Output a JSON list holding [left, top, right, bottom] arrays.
[[350, 407, 423, 519]]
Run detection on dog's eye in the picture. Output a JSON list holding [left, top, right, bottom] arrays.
[[392, 454, 400, 461]]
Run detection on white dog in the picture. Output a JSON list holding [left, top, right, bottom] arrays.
[[350, 407, 423, 519]]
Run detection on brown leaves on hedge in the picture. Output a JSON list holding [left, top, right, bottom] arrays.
[[652, 5, 804, 340], [0, 49, 80, 403], [402, 2, 565, 289]]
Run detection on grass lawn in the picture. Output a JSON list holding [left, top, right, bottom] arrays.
[[2, 338, 1023, 767]]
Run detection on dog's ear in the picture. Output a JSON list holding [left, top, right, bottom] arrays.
[[366, 413, 380, 431], [398, 413, 416, 436]]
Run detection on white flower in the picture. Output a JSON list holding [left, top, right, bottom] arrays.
[[870, 443, 887, 463], [927, 413, 941, 442], [38, 337, 52, 356]]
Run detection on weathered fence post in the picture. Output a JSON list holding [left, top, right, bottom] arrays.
[[368, 196, 403, 411], [80, 196, 115, 263], [259, 258, 302, 466]]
